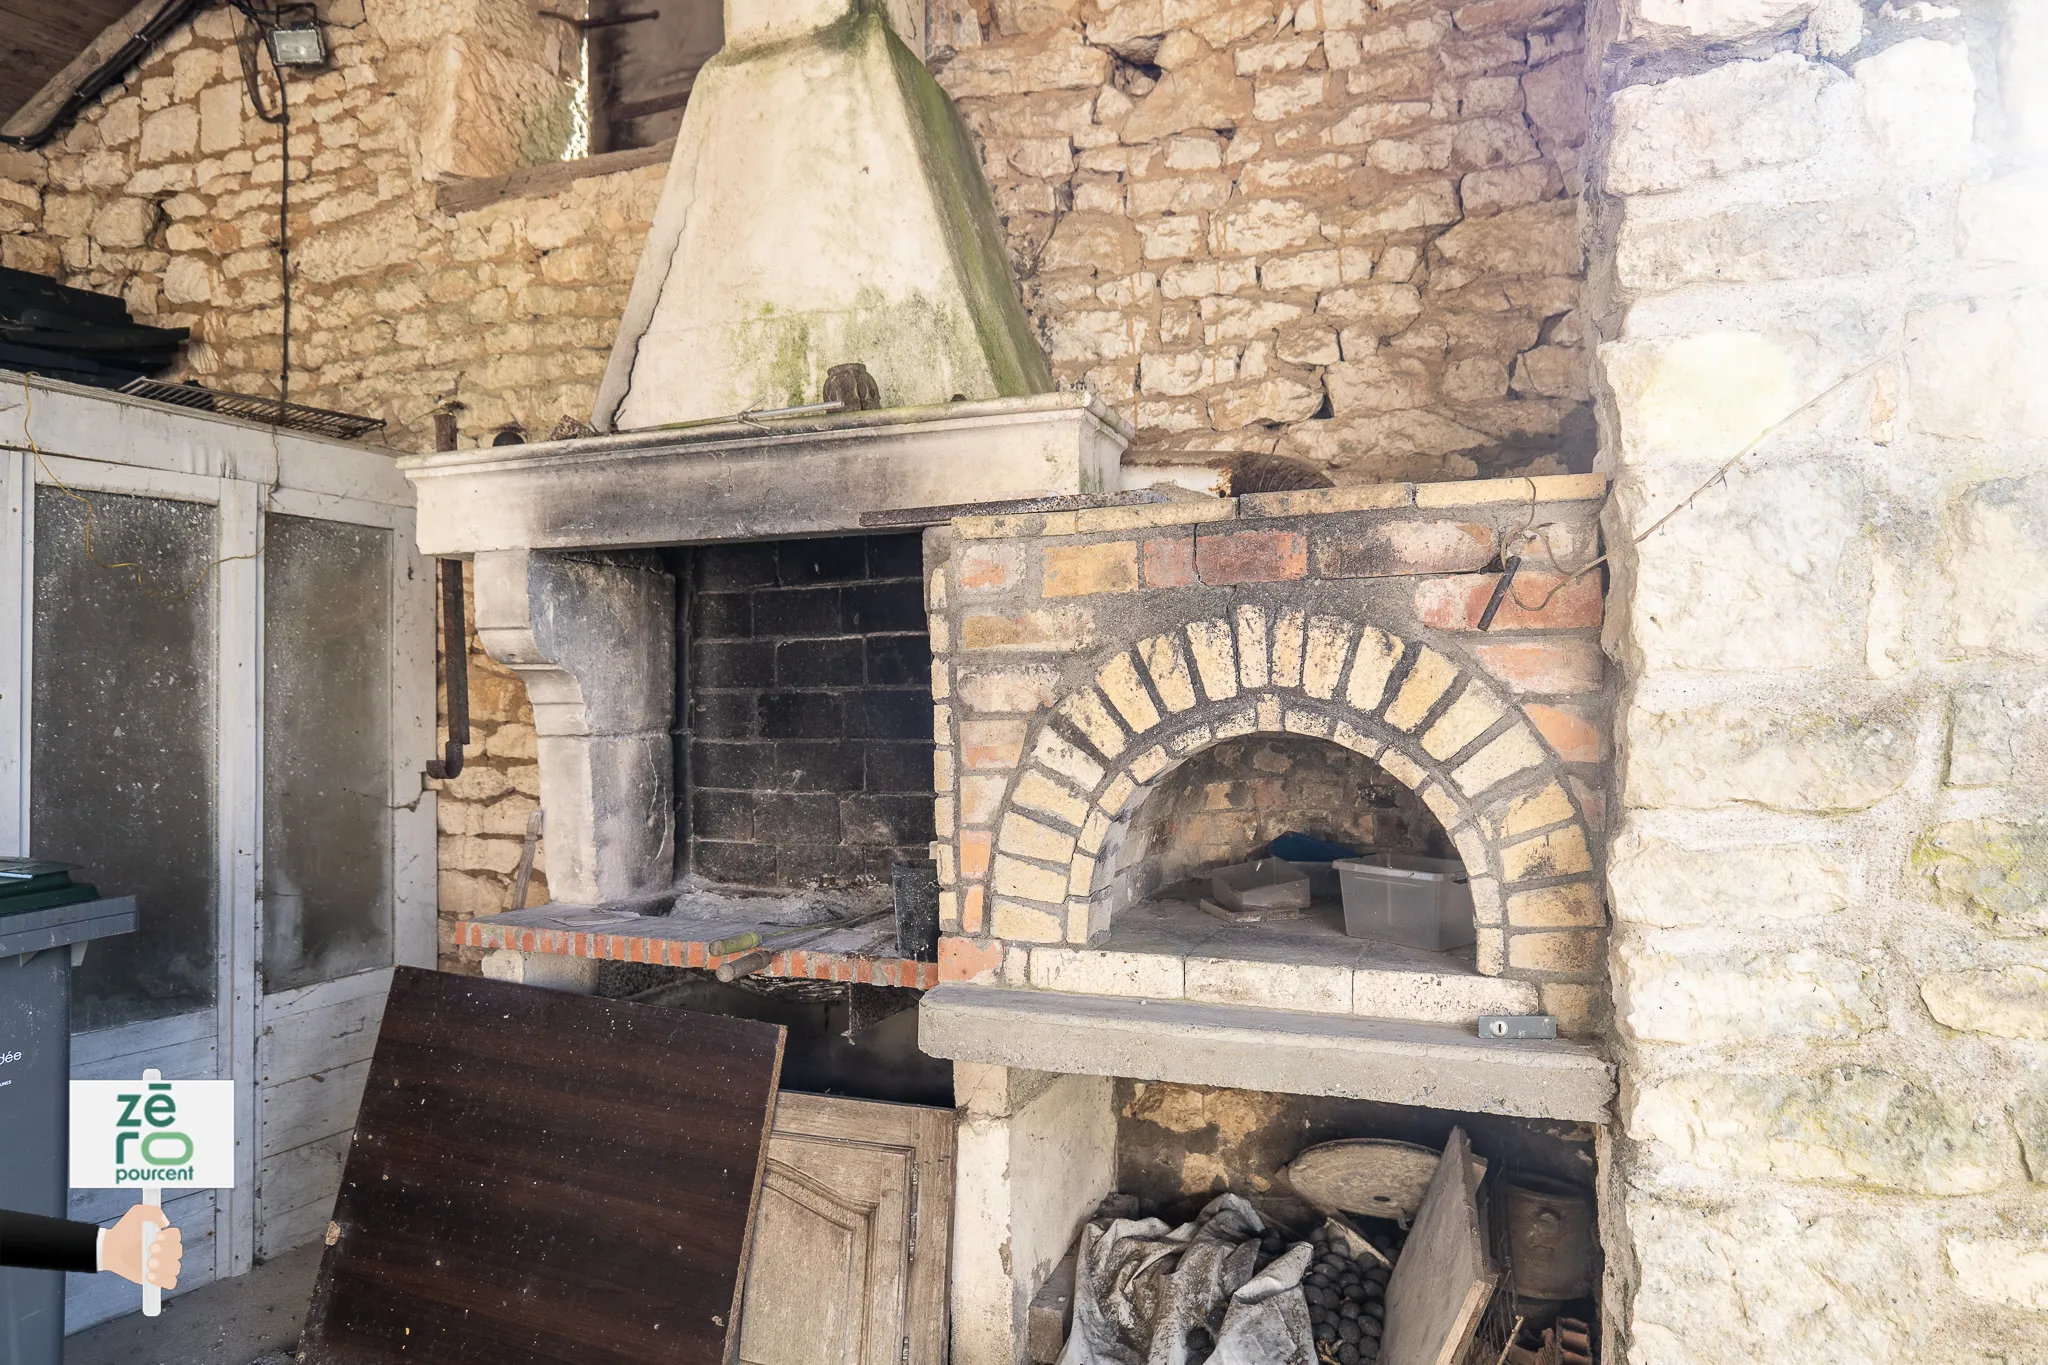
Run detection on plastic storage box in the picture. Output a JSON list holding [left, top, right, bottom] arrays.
[[1333, 854, 1475, 951]]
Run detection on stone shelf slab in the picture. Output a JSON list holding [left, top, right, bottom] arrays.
[[918, 984, 1614, 1123]]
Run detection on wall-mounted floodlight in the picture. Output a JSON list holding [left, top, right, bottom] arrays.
[[266, 23, 327, 66]]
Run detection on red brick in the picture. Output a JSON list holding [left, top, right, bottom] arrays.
[[939, 935, 1002, 983], [1524, 703, 1605, 763], [960, 829, 993, 878], [1143, 535, 1197, 587], [1317, 520, 1495, 578], [1473, 639, 1606, 693], [1196, 529, 1309, 584], [961, 884, 985, 933], [1414, 570, 1602, 630]]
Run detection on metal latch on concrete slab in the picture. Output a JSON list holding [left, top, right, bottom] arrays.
[[1478, 1014, 1557, 1040]]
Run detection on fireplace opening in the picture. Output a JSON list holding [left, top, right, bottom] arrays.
[[668, 532, 935, 891], [1088, 735, 1481, 975], [1029, 1080, 1601, 1365]]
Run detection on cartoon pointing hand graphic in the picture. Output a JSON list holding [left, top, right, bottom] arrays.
[[0, 1205, 182, 1289]]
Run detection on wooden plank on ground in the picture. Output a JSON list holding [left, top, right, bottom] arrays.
[[1378, 1128, 1495, 1365], [299, 966, 786, 1365]]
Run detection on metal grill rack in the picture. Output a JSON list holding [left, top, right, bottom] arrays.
[[119, 378, 387, 441]]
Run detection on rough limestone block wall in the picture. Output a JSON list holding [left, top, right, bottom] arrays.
[[936, 0, 1594, 480], [926, 475, 1614, 1031], [0, 0, 663, 969], [1593, 0, 2048, 1356]]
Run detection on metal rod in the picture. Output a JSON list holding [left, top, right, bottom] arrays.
[[1476, 554, 1521, 631], [425, 558, 470, 780]]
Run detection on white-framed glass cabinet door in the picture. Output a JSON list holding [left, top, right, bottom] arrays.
[[0, 375, 435, 1330]]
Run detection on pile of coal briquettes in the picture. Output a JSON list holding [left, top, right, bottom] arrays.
[[1292, 1221, 1401, 1365]]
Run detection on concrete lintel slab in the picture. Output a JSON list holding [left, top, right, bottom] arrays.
[[918, 985, 1615, 1124]]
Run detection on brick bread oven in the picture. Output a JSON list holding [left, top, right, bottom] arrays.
[[922, 473, 1611, 1033]]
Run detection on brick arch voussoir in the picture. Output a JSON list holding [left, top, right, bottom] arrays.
[[986, 607, 1595, 949]]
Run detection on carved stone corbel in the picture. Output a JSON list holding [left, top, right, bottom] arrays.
[[471, 548, 675, 905]]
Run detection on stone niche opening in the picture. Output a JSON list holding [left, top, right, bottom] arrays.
[[1086, 732, 1485, 981], [668, 531, 936, 889], [972, 1071, 1606, 1365]]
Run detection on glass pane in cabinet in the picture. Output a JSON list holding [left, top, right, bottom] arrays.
[[261, 514, 393, 993], [31, 486, 219, 1031]]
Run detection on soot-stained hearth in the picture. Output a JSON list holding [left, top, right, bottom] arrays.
[[673, 533, 935, 888]]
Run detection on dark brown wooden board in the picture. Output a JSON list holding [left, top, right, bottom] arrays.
[[301, 966, 787, 1365]]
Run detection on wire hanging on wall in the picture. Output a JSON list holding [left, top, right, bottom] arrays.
[[226, 2, 321, 416]]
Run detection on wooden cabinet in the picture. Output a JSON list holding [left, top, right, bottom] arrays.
[[739, 1093, 954, 1365]]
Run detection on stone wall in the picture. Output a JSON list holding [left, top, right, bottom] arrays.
[[937, 0, 1594, 481], [1592, 0, 2048, 1357], [0, 2, 665, 971]]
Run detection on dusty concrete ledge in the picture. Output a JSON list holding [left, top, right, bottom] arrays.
[[918, 985, 1614, 1123], [401, 390, 1131, 555]]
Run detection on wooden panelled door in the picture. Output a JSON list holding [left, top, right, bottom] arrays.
[[740, 1093, 953, 1365]]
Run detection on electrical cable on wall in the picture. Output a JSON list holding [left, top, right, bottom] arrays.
[[227, 2, 319, 415]]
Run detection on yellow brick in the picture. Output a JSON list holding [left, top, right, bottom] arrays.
[[991, 896, 1065, 941], [1099, 771, 1139, 816], [934, 702, 952, 745], [1500, 824, 1593, 882], [960, 774, 1006, 824], [1271, 609, 1306, 688], [1256, 694, 1284, 731], [1032, 729, 1106, 790], [1507, 882, 1603, 927], [1238, 482, 1415, 517], [999, 811, 1078, 863], [1236, 605, 1270, 688], [1098, 652, 1162, 732], [1416, 778, 1466, 833], [1383, 647, 1459, 730], [1413, 473, 1608, 509], [1079, 808, 1112, 854], [1303, 616, 1352, 699], [1014, 769, 1092, 826], [1214, 702, 1258, 741], [1507, 929, 1602, 974], [931, 658, 951, 700], [1421, 686, 1506, 760], [1068, 853, 1098, 896], [960, 717, 1029, 769], [1185, 619, 1238, 701], [935, 795, 956, 835], [1169, 723, 1213, 756], [1331, 720, 1383, 758], [1141, 633, 1199, 712], [1129, 745, 1171, 783], [1376, 746, 1427, 790], [1453, 725, 1546, 796], [1072, 499, 1237, 533], [993, 854, 1070, 904], [1346, 628, 1404, 712], [935, 748, 956, 793], [1498, 782, 1575, 838], [1044, 541, 1140, 597], [1283, 708, 1334, 739], [1469, 875, 1501, 926], [1540, 982, 1603, 1038], [1059, 688, 1129, 759], [1476, 927, 1506, 974]]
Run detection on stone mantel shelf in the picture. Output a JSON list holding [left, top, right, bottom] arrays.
[[457, 904, 942, 989], [918, 984, 1614, 1123], [400, 390, 1132, 556]]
